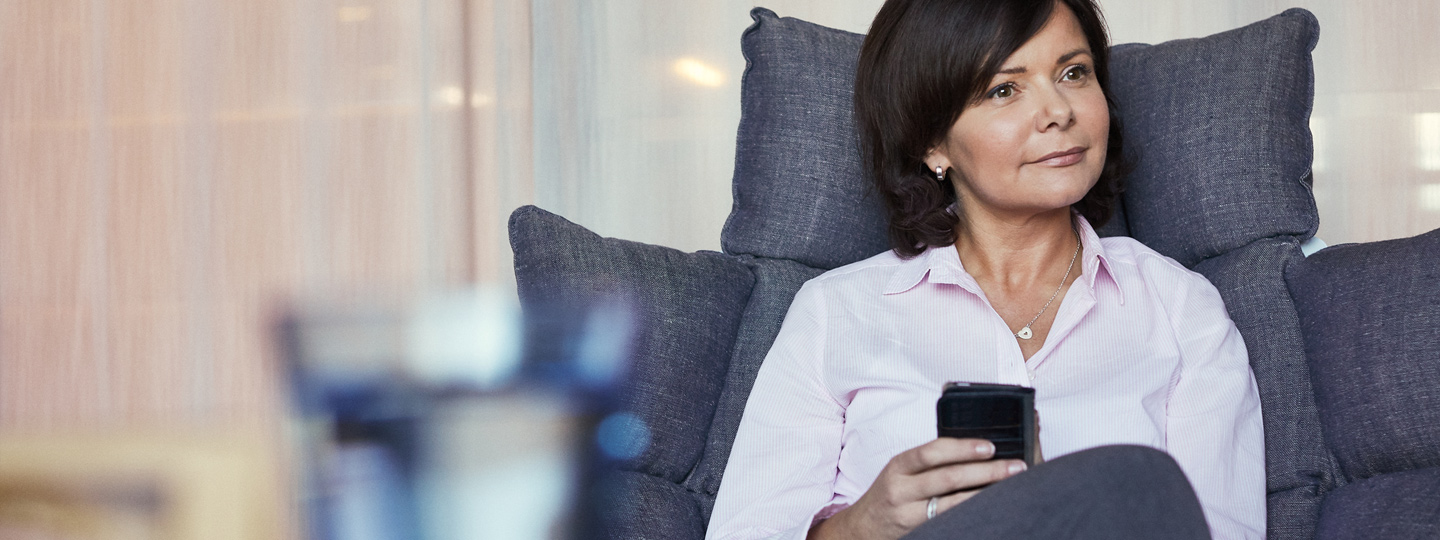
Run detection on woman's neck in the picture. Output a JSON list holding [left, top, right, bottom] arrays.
[[953, 207, 1079, 291]]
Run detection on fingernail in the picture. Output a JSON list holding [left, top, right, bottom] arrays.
[[977, 442, 994, 456], [1009, 462, 1026, 474]]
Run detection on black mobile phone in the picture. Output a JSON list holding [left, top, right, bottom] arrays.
[[936, 382, 1038, 466]]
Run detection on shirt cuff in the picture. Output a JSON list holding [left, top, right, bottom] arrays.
[[802, 502, 852, 536], [731, 502, 853, 540]]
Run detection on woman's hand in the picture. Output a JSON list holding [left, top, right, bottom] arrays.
[[807, 438, 1027, 540]]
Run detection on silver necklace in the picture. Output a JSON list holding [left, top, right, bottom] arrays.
[[1014, 231, 1081, 340]]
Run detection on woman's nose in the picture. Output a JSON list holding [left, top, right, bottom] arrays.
[[1035, 86, 1076, 132]]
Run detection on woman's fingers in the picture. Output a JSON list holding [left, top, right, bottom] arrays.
[[1034, 418, 1045, 464], [912, 458, 1025, 498], [919, 461, 1026, 522], [931, 486, 985, 518], [887, 438, 1025, 501], [843, 439, 1028, 539], [891, 437, 995, 474]]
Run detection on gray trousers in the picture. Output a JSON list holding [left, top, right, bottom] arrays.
[[901, 445, 1212, 540]]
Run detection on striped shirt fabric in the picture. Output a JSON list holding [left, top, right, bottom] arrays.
[[706, 216, 1265, 540]]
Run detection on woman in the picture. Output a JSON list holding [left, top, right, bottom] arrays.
[[705, 0, 1264, 539]]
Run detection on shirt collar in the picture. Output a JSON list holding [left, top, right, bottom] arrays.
[[881, 213, 1125, 304], [1076, 213, 1125, 305]]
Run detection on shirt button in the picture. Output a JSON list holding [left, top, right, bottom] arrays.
[[1027, 369, 1036, 381]]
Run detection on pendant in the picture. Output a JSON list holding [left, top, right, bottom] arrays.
[[1016, 327, 1033, 340]]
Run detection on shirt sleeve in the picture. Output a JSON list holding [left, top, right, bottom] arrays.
[[705, 281, 850, 540], [1162, 274, 1267, 540]]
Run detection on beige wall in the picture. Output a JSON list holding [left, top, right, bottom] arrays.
[[2, 0, 1435, 438], [0, 0, 506, 430]]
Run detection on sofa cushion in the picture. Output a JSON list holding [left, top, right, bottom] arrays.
[[1315, 468, 1440, 540], [1285, 228, 1440, 483], [722, 8, 890, 270], [509, 205, 757, 483], [1111, 8, 1320, 267], [598, 470, 709, 540], [1193, 238, 1340, 540]]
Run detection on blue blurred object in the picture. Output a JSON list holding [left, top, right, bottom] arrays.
[[282, 288, 635, 540], [595, 412, 651, 461]]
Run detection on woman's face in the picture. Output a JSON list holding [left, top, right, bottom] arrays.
[[927, 3, 1109, 221]]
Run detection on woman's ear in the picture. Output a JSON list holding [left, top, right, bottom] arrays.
[[923, 149, 952, 177]]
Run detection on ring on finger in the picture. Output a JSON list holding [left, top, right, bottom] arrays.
[[926, 496, 939, 520]]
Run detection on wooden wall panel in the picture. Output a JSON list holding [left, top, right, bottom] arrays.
[[0, 0, 516, 431], [0, 1, 527, 537], [1, 0, 106, 428], [326, 114, 422, 292], [0, 131, 94, 308], [210, 121, 304, 424]]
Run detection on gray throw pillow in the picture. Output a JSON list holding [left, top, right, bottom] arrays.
[[722, 8, 889, 271], [1285, 228, 1440, 482], [1316, 468, 1440, 539], [1111, 8, 1320, 267], [508, 205, 757, 483]]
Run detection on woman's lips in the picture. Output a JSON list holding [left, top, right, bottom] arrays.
[[1032, 147, 1086, 166]]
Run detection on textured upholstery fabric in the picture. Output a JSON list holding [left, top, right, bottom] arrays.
[[1111, 8, 1320, 267], [1193, 238, 1340, 540], [684, 257, 825, 522], [1316, 468, 1440, 540], [722, 8, 888, 270], [601, 470, 709, 540], [1286, 229, 1440, 483], [509, 205, 757, 483]]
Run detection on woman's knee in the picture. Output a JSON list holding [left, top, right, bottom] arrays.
[[1049, 445, 1203, 513], [1059, 445, 1208, 532], [1061, 445, 1187, 485]]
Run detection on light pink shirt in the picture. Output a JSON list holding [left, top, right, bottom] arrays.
[[706, 216, 1265, 540]]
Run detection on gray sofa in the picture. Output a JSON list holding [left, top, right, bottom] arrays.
[[510, 7, 1440, 539]]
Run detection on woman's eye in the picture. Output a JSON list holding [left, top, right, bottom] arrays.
[[1062, 65, 1091, 81], [987, 84, 1015, 99]]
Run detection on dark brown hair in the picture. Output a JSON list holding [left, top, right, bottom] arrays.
[[854, 0, 1125, 257]]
